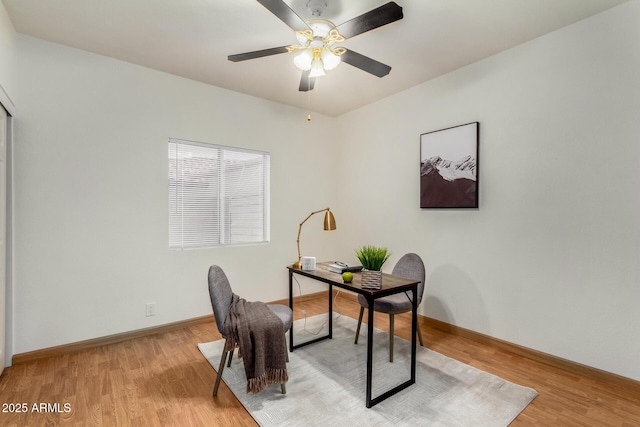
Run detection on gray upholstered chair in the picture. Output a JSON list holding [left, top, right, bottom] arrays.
[[354, 253, 426, 362], [208, 265, 292, 396]]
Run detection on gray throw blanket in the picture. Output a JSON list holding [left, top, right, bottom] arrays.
[[222, 294, 288, 394]]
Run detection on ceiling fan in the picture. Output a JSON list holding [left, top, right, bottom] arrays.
[[228, 0, 404, 91]]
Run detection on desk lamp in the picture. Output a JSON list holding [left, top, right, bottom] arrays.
[[292, 208, 336, 269]]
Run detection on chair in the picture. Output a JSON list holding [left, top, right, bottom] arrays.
[[354, 253, 426, 362], [208, 265, 292, 396]]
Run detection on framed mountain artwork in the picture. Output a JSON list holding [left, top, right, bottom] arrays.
[[420, 122, 479, 209]]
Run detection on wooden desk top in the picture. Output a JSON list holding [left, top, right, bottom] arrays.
[[288, 262, 419, 298]]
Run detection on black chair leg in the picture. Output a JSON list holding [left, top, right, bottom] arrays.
[[281, 336, 288, 394], [417, 322, 424, 347], [215, 341, 287, 396], [227, 348, 234, 367], [389, 313, 395, 363], [213, 346, 229, 396], [354, 306, 365, 344]]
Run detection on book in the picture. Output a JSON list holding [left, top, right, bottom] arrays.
[[328, 262, 363, 274]]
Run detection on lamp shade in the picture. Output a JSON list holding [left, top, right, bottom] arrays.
[[323, 210, 336, 230], [309, 59, 326, 77], [293, 49, 313, 71], [321, 49, 341, 70]]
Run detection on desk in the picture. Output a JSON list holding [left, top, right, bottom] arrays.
[[287, 262, 418, 408]]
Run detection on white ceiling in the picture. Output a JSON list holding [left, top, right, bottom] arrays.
[[2, 0, 629, 116]]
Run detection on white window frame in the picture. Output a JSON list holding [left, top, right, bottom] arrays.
[[168, 138, 270, 249]]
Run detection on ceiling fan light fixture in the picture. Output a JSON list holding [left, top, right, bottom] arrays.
[[309, 59, 326, 77], [293, 49, 313, 71], [321, 49, 341, 70]]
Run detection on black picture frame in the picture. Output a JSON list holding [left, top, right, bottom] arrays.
[[420, 122, 479, 209]]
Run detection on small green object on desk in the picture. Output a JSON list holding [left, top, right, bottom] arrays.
[[342, 272, 353, 283]]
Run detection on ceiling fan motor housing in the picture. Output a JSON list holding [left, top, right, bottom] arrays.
[[306, 0, 327, 17]]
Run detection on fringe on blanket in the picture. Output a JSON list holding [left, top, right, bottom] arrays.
[[223, 339, 288, 394], [247, 368, 289, 394]]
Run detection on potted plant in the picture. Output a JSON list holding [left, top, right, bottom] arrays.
[[355, 245, 390, 289]]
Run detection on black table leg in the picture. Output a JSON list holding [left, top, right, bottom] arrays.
[[289, 270, 332, 351], [365, 295, 375, 408], [328, 284, 333, 339], [365, 284, 418, 408], [289, 269, 294, 352], [411, 284, 417, 382]]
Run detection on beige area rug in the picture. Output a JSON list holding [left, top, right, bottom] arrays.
[[198, 314, 537, 426]]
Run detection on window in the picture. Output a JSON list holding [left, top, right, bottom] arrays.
[[168, 138, 270, 249]]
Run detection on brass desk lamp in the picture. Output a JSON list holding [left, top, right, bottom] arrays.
[[292, 208, 336, 269]]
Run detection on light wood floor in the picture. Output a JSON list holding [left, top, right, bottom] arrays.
[[1, 293, 639, 426]]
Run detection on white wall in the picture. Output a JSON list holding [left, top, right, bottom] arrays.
[[0, 1, 15, 114], [335, 1, 640, 380], [12, 35, 340, 355]]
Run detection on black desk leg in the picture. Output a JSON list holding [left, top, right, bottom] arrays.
[[364, 285, 418, 408], [288, 270, 332, 351], [328, 284, 333, 339], [289, 270, 294, 352], [365, 295, 375, 408], [411, 284, 417, 382]]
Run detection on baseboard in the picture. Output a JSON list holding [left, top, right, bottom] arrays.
[[12, 315, 214, 365], [428, 316, 640, 390], [11, 291, 330, 366], [335, 292, 640, 394]]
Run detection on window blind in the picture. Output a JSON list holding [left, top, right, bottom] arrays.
[[168, 139, 270, 249]]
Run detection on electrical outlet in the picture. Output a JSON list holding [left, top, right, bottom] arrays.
[[146, 302, 156, 317]]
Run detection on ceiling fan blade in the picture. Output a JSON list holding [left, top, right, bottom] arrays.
[[299, 70, 316, 92], [341, 50, 392, 78], [336, 2, 403, 39], [228, 46, 290, 62], [256, 0, 310, 31]]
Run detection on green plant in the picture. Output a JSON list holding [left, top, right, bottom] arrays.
[[355, 245, 391, 271]]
